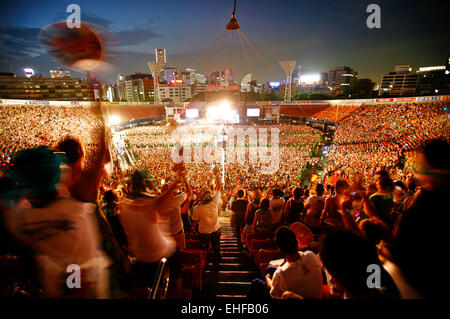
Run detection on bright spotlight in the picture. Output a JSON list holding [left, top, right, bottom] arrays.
[[108, 115, 121, 126], [206, 100, 239, 123]]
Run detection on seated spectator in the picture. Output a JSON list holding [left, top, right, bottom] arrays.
[[247, 226, 323, 299]]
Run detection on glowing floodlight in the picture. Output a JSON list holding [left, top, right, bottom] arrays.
[[206, 100, 238, 123], [108, 115, 121, 126]]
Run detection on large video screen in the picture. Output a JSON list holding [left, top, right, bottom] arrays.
[[186, 108, 199, 118], [247, 108, 260, 117]]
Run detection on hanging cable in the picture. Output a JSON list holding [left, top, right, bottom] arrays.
[[238, 30, 279, 82], [193, 30, 228, 68], [206, 30, 228, 79]]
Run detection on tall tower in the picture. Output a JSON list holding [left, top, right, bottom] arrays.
[[148, 49, 166, 102], [279, 60, 296, 101]]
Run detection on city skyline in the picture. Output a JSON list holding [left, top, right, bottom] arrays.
[[0, 0, 448, 84]]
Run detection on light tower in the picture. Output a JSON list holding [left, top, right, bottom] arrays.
[[147, 61, 165, 103], [279, 60, 296, 101]]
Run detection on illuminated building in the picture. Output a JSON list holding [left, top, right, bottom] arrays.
[[124, 73, 154, 102], [50, 68, 71, 78], [0, 74, 94, 100], [380, 65, 419, 96], [328, 66, 358, 91]]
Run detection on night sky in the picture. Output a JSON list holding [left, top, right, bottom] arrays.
[[0, 0, 448, 84]]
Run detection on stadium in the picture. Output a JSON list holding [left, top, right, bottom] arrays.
[[1, 0, 450, 306]]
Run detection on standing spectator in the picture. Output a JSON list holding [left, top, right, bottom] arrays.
[[158, 171, 192, 250], [304, 183, 326, 233], [366, 176, 395, 228], [191, 169, 223, 265], [118, 170, 180, 288], [320, 180, 350, 229], [252, 198, 273, 239], [230, 189, 248, 244], [283, 187, 304, 225], [7, 147, 110, 298], [269, 188, 285, 229]]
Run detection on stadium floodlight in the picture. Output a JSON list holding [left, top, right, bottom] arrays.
[[108, 115, 121, 126], [206, 100, 238, 123], [279, 60, 296, 101]]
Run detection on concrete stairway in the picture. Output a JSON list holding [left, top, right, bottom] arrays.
[[193, 211, 260, 299]]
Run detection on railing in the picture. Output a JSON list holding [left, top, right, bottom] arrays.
[[148, 258, 170, 299]]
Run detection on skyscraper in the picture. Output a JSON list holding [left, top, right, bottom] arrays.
[[155, 48, 166, 64]]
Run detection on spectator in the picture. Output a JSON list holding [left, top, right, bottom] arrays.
[[230, 189, 248, 244], [282, 187, 304, 225], [304, 183, 326, 233], [247, 226, 323, 299], [319, 230, 400, 299], [191, 169, 223, 265], [252, 198, 273, 239]]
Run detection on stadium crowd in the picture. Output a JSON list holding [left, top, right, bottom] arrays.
[[0, 101, 449, 299]]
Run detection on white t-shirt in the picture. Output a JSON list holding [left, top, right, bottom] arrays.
[[119, 195, 175, 264], [9, 196, 110, 298], [270, 250, 323, 299], [192, 191, 222, 234], [158, 192, 187, 235], [269, 197, 285, 224]]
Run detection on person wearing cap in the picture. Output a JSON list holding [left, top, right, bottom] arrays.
[[6, 146, 110, 298], [191, 168, 223, 265]]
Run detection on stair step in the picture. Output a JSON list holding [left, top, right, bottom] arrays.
[[216, 281, 251, 295], [216, 294, 246, 298]]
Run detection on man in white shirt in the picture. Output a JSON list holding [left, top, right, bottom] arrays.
[[248, 226, 323, 299], [192, 169, 222, 264]]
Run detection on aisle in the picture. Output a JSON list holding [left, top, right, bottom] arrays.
[[193, 211, 260, 299]]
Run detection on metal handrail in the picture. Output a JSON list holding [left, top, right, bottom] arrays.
[[149, 258, 167, 299]]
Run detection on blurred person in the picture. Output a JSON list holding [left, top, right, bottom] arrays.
[[158, 170, 192, 250], [6, 146, 110, 298], [319, 230, 400, 299], [102, 190, 127, 248], [191, 169, 223, 265], [118, 170, 182, 288], [388, 139, 450, 298]]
